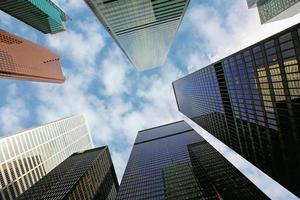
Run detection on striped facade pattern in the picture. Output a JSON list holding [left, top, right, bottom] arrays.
[[18, 147, 118, 200], [247, 0, 300, 24], [0, 0, 69, 34], [85, 0, 190, 70], [0, 115, 93, 200]]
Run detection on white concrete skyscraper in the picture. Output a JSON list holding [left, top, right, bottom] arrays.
[[0, 115, 93, 200]]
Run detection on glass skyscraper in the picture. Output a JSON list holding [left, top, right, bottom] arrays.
[[84, 0, 190, 70], [116, 121, 268, 199], [18, 146, 119, 200], [0, 29, 65, 83], [173, 23, 300, 197], [247, 0, 300, 24], [0, 0, 69, 34], [0, 115, 93, 200]]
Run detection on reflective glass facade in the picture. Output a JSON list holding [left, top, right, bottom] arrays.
[[173, 23, 300, 197], [0, 115, 93, 200], [0, 29, 65, 83], [85, 0, 190, 70], [18, 146, 119, 200], [248, 0, 300, 23], [0, 0, 69, 34], [188, 142, 268, 200], [117, 121, 268, 200]]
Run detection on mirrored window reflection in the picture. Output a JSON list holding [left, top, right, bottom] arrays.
[[173, 26, 300, 196]]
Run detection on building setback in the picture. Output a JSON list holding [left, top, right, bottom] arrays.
[[116, 121, 268, 200], [0, 29, 65, 83], [0, 115, 93, 200], [0, 0, 69, 34], [173, 23, 300, 197], [84, 0, 190, 70], [247, 0, 300, 24], [17, 146, 119, 200]]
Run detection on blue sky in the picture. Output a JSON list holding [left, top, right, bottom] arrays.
[[0, 0, 299, 199]]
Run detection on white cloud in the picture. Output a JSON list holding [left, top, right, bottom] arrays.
[[34, 38, 184, 180], [178, 1, 300, 199], [1, 0, 299, 197], [110, 149, 131, 182], [35, 72, 111, 142], [100, 48, 129, 96], [46, 19, 104, 67], [51, 0, 87, 13], [186, 52, 211, 72], [119, 62, 184, 142], [184, 0, 300, 72], [0, 84, 29, 135]]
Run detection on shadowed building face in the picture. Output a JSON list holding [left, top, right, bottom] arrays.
[[173, 23, 300, 197], [117, 121, 268, 200], [17, 147, 119, 200], [0, 29, 65, 83], [84, 0, 190, 70]]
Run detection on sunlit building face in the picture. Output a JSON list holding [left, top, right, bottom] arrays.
[[0, 0, 69, 34], [84, 0, 190, 70], [0, 115, 93, 200], [0, 29, 65, 83]]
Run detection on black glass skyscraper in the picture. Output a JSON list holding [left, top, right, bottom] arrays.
[[116, 121, 268, 200], [173, 23, 300, 197], [17, 146, 119, 200]]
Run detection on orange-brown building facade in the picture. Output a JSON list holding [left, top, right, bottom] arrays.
[[0, 29, 65, 83]]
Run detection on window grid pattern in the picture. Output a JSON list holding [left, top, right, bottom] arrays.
[[117, 122, 269, 200], [188, 142, 268, 200], [68, 148, 118, 200], [257, 0, 300, 23], [163, 161, 204, 200], [18, 147, 118, 200], [0, 29, 65, 83], [116, 123, 203, 200], [173, 66, 223, 118], [0, 115, 93, 200], [173, 66, 230, 145], [173, 24, 300, 197], [0, 0, 69, 34], [84, 0, 190, 69]]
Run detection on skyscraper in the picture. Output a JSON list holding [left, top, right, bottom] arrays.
[[247, 0, 300, 24], [173, 23, 300, 197], [0, 0, 69, 34], [84, 0, 190, 70], [116, 121, 268, 200], [0, 29, 65, 83], [17, 146, 119, 200], [0, 115, 93, 200], [188, 141, 268, 199]]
